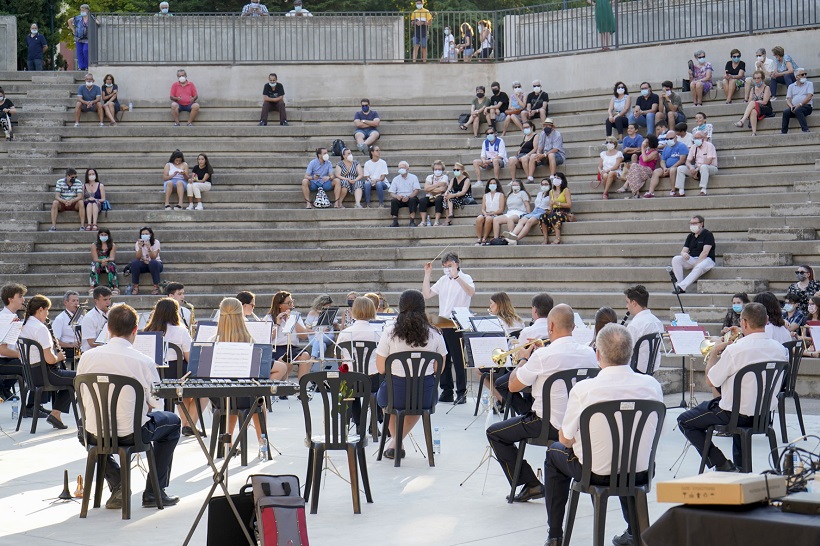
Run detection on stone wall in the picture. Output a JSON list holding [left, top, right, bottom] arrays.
[[0, 17, 17, 71]]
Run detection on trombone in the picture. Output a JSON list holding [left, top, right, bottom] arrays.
[[491, 338, 545, 366]]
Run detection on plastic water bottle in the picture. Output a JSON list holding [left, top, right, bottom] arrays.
[[128, 101, 133, 112], [432, 426, 441, 454], [258, 434, 268, 461], [481, 389, 490, 412], [793, 451, 803, 475], [125, 284, 132, 295], [11, 401, 18, 421]]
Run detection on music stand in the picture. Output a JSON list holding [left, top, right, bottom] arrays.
[[469, 315, 505, 333]]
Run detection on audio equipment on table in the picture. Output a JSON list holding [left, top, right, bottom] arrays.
[[491, 338, 545, 366], [620, 311, 631, 326], [152, 378, 299, 400], [699, 329, 743, 360]]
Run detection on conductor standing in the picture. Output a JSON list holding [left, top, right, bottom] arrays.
[[422, 252, 475, 404]]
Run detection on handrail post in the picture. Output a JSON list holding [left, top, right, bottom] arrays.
[[747, 0, 754, 35], [614, 0, 619, 50]]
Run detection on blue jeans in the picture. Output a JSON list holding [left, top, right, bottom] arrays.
[[628, 111, 656, 134], [364, 180, 388, 206], [27, 59, 44, 71], [76, 42, 89, 70], [770, 73, 796, 97], [130, 259, 163, 285], [309, 179, 333, 192], [310, 332, 334, 358]]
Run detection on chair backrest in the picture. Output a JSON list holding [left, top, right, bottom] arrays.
[[341, 339, 378, 376], [165, 342, 186, 380], [383, 350, 444, 415], [17, 337, 50, 388], [74, 373, 150, 453], [629, 333, 663, 375], [535, 367, 601, 445], [725, 360, 788, 433], [577, 399, 666, 495], [781, 340, 804, 394], [299, 370, 371, 449]]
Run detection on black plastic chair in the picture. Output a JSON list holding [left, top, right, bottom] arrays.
[[341, 339, 381, 442], [299, 370, 373, 514], [507, 367, 600, 504], [562, 399, 666, 546], [629, 333, 663, 375], [0, 369, 27, 432], [777, 340, 806, 442], [74, 373, 164, 519], [376, 350, 444, 467], [17, 338, 79, 434], [697, 360, 787, 474]]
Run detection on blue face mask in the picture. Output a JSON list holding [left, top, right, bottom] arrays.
[[361, 105, 369, 113], [487, 134, 496, 142], [731, 56, 740, 62], [732, 304, 743, 313], [640, 89, 649, 96]]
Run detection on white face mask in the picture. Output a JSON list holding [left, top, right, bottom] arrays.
[[665, 89, 674, 96], [99, 235, 109, 242], [444, 29, 449, 35], [533, 86, 541, 92], [31, 29, 38, 34], [488, 184, 497, 191], [321, 153, 329, 161], [799, 77, 808, 84], [88, 174, 96, 181], [178, 76, 187, 83], [693, 139, 703, 147], [430, 169, 442, 177], [784, 304, 795, 313], [511, 186, 520, 193], [513, 86, 521, 91], [552, 179, 562, 187], [85, 81, 93, 87], [453, 170, 461, 176], [416, 3, 423, 8], [689, 224, 700, 234], [617, 87, 625, 94], [398, 168, 407, 175], [640, 89, 649, 96], [523, 128, 532, 135], [606, 142, 615, 150], [141, 234, 151, 241], [756, 55, 764, 61]]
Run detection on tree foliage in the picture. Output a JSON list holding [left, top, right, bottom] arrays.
[[0, 0, 67, 69]]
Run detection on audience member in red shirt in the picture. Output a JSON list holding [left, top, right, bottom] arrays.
[[169, 69, 200, 126]]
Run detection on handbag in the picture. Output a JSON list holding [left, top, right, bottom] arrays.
[[457, 113, 470, 125], [313, 187, 331, 208], [100, 199, 111, 217], [681, 79, 691, 92]]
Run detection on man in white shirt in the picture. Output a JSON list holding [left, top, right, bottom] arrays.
[[0, 283, 26, 401], [472, 126, 508, 183], [494, 293, 554, 414], [422, 252, 474, 403], [52, 290, 81, 368], [488, 304, 598, 503], [388, 161, 421, 227], [165, 282, 194, 333], [624, 285, 664, 374], [363, 145, 389, 208], [678, 302, 788, 472], [544, 324, 664, 546], [744, 48, 777, 101], [76, 304, 181, 510], [80, 286, 111, 352]]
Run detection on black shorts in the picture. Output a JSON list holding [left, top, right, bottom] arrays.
[[272, 345, 293, 363]]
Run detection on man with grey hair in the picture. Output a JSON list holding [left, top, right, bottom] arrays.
[[673, 130, 717, 196], [26, 23, 48, 71], [52, 291, 82, 368], [521, 79, 549, 124], [544, 323, 663, 546], [388, 161, 420, 227], [744, 48, 776, 101], [155, 2, 172, 15], [68, 4, 99, 71], [74, 73, 104, 127], [170, 69, 200, 126]]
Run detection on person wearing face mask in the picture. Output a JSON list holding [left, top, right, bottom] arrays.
[[521, 80, 549, 124], [542, 172, 572, 245], [363, 146, 389, 208], [722, 48, 746, 104], [353, 98, 381, 154], [49, 167, 86, 232], [660, 80, 686, 129], [503, 81, 526, 136], [476, 20, 493, 60], [786, 265, 820, 314], [388, 161, 421, 227], [286, 0, 313, 16], [754, 291, 793, 343], [187, 153, 213, 210], [472, 127, 507, 183], [410, 0, 433, 62], [169, 69, 200, 126], [241, 0, 270, 16], [25, 23, 48, 71], [340, 292, 359, 329], [74, 73, 104, 127], [68, 5, 99, 71], [302, 147, 340, 209], [155, 2, 173, 16], [597, 136, 624, 199], [735, 70, 772, 136], [492, 180, 531, 240], [82, 168, 106, 231], [628, 82, 659, 135], [474, 178, 506, 245], [532, 118, 565, 178], [163, 149, 189, 210], [692, 111, 713, 142], [781, 68, 814, 134], [744, 48, 776, 101], [455, 22, 474, 62], [463, 86, 491, 137], [688, 49, 713, 106], [485, 81, 509, 130], [441, 26, 456, 63], [674, 130, 717, 196], [782, 294, 806, 334], [89, 228, 119, 295], [503, 177, 552, 244], [0, 86, 16, 141], [620, 134, 659, 198], [670, 215, 716, 294], [420, 160, 449, 226], [100, 74, 121, 127], [334, 147, 363, 208], [721, 293, 749, 335], [444, 162, 473, 225], [507, 121, 539, 181], [644, 130, 688, 198], [770, 45, 798, 98], [605, 81, 631, 140], [804, 297, 820, 358], [129, 227, 163, 296], [259, 72, 288, 126]]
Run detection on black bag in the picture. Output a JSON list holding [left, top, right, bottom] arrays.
[[207, 485, 256, 546], [681, 79, 691, 92], [488, 237, 508, 245], [458, 113, 470, 125], [331, 139, 345, 157]]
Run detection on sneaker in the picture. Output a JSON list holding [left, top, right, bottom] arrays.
[[73, 122, 79, 127], [502, 231, 519, 240], [357, 142, 367, 154], [195, 203, 204, 210], [390, 218, 399, 227], [643, 192, 654, 198], [409, 219, 417, 227], [99, 122, 104, 126], [186, 203, 195, 210], [505, 238, 517, 245], [612, 529, 635, 546], [48, 226, 57, 232], [280, 120, 289, 126], [258, 120, 266, 126]]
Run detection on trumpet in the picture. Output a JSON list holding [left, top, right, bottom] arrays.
[[491, 338, 545, 366], [699, 329, 743, 360]]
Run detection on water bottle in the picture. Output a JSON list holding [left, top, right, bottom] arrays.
[[11, 401, 18, 421], [481, 389, 490, 412], [128, 101, 133, 112], [793, 451, 803, 475], [125, 284, 132, 295], [432, 426, 441, 454], [258, 434, 268, 461]]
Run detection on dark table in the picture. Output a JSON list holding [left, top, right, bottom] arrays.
[[643, 503, 820, 545]]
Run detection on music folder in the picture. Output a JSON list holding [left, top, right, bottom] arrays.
[[462, 332, 510, 368], [188, 342, 273, 379], [132, 331, 164, 367], [666, 326, 708, 356]]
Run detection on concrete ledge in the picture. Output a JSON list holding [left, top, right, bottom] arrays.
[[771, 202, 820, 217], [697, 279, 768, 294], [748, 227, 817, 241], [722, 252, 793, 267]]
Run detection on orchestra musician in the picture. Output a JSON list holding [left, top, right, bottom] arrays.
[[0, 283, 27, 402], [479, 292, 525, 403], [165, 282, 195, 334], [76, 303, 181, 510], [337, 297, 383, 427], [265, 291, 313, 381], [487, 304, 598, 503], [236, 290, 261, 321], [623, 285, 663, 373], [590, 307, 618, 350], [51, 290, 81, 369], [422, 252, 475, 404], [80, 286, 112, 352], [19, 295, 77, 429], [677, 302, 788, 472]]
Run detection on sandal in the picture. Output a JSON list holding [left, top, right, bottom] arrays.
[[151, 286, 160, 295], [433, 221, 440, 226], [305, 200, 313, 209], [475, 239, 484, 246], [459, 124, 467, 131], [734, 120, 744, 127], [91, 224, 98, 231], [446, 215, 453, 226], [111, 288, 120, 295], [164, 205, 172, 210], [85, 225, 92, 231], [551, 239, 561, 245], [132, 285, 139, 295]]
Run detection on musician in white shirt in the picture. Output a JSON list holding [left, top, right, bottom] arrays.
[[76, 303, 181, 510], [624, 285, 664, 374], [678, 303, 788, 472], [80, 286, 112, 352], [544, 324, 664, 546], [265, 290, 313, 381], [754, 291, 793, 343], [422, 252, 475, 404], [0, 283, 26, 400], [338, 297, 384, 427], [51, 291, 81, 367], [165, 282, 193, 332], [488, 304, 598, 503]]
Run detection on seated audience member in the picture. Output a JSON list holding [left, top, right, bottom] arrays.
[[671, 215, 715, 294], [688, 49, 714, 106], [77, 303, 181, 509], [545, 323, 663, 546], [363, 145, 389, 208], [353, 98, 380, 154], [0, 284, 25, 401], [169, 69, 199, 126], [265, 291, 313, 381], [473, 127, 508, 183], [598, 136, 625, 199], [129, 226, 163, 295], [301, 147, 338, 209], [463, 85, 491, 137], [241, 1, 269, 16], [90, 228, 119, 294], [74, 73, 104, 127], [503, 177, 551, 245], [804, 297, 820, 358], [26, 23, 48, 72], [692, 111, 713, 141], [502, 81, 525, 136], [721, 293, 749, 334], [507, 121, 539, 181], [675, 121, 694, 148], [660, 80, 685, 129], [735, 70, 772, 136], [375, 289, 446, 461], [455, 22, 474, 61], [532, 118, 565, 179], [420, 160, 449, 226], [678, 303, 787, 472], [486, 82, 509, 130], [82, 168, 105, 232], [50, 168, 85, 232], [621, 123, 644, 163], [444, 162, 472, 225], [286, 0, 312, 16], [754, 291, 792, 343], [781, 69, 813, 134], [521, 80, 549, 124], [770, 45, 798, 98], [186, 153, 212, 210], [333, 148, 363, 209], [722, 49, 746, 103], [673, 131, 717, 196], [628, 82, 659, 135], [156, 1, 172, 15], [0, 86, 17, 140], [163, 149, 189, 210], [782, 293, 805, 334], [388, 161, 421, 227], [80, 286, 112, 353], [620, 135, 659, 199], [542, 172, 571, 245], [744, 48, 776, 100], [488, 304, 598, 503], [624, 284, 664, 374], [605, 82, 631, 140], [492, 180, 530, 240], [101, 74, 121, 126], [20, 295, 76, 429], [645, 130, 688, 198], [787, 265, 820, 314], [653, 121, 670, 148], [474, 178, 505, 245], [259, 72, 287, 126]]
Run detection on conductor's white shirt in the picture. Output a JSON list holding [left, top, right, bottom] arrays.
[[430, 271, 474, 319]]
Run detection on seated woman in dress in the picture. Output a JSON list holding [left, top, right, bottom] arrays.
[[444, 162, 473, 225], [419, 160, 449, 226], [129, 226, 163, 295], [163, 149, 188, 210], [605, 81, 631, 140], [721, 292, 749, 335], [20, 295, 76, 429], [803, 296, 820, 358], [334, 148, 363, 209], [337, 297, 383, 426], [375, 289, 446, 461], [502, 177, 551, 244], [101, 74, 121, 126], [502, 81, 526, 136], [83, 168, 105, 232], [618, 134, 659, 199], [89, 228, 119, 295], [735, 70, 772, 136], [474, 178, 506, 245], [598, 136, 625, 199], [542, 172, 572, 245], [492, 179, 530, 241], [186, 153, 213, 210], [265, 291, 313, 382]]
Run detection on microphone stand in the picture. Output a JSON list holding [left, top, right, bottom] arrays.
[[667, 266, 687, 409]]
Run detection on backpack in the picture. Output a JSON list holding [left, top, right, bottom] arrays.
[[331, 139, 346, 157], [251, 474, 309, 546], [488, 237, 508, 245], [313, 187, 331, 208]]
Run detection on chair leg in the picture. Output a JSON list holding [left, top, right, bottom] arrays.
[[767, 428, 780, 473], [15, 382, 25, 431], [562, 487, 580, 546], [634, 490, 651, 546], [30, 388, 42, 434], [120, 449, 131, 520], [347, 445, 361, 514], [394, 412, 405, 468], [303, 448, 314, 503], [369, 398, 379, 442], [79, 449, 97, 518], [422, 411, 435, 467], [145, 448, 164, 511], [357, 445, 373, 503], [93, 454, 106, 508], [698, 426, 714, 473], [377, 413, 390, 461], [777, 393, 788, 443], [625, 496, 641, 546], [508, 441, 528, 504], [591, 491, 610, 546], [474, 373, 486, 416], [793, 393, 806, 438], [309, 447, 323, 514], [739, 431, 753, 473]]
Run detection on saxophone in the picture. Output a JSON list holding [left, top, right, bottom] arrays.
[[181, 300, 196, 337]]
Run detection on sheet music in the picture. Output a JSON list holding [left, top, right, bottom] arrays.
[[808, 324, 820, 346], [467, 336, 509, 367], [282, 312, 300, 334], [210, 342, 255, 378], [667, 329, 707, 356], [133, 332, 161, 364], [195, 324, 217, 342], [471, 317, 504, 333], [674, 313, 697, 326], [95, 327, 110, 345], [138, 312, 151, 331], [245, 321, 273, 344], [452, 307, 474, 331], [0, 318, 22, 345], [571, 324, 594, 346]]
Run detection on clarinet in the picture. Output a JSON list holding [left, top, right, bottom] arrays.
[[44, 317, 66, 363], [620, 311, 631, 326]]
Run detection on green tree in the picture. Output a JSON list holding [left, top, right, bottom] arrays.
[[0, 0, 66, 70]]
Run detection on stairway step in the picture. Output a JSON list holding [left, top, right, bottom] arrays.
[[747, 227, 817, 241], [697, 279, 768, 294], [722, 253, 793, 267]]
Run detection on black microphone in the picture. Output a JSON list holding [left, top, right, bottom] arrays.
[[620, 311, 630, 325], [666, 266, 678, 284]]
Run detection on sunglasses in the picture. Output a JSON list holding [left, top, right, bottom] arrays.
[[796, 271, 808, 275]]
